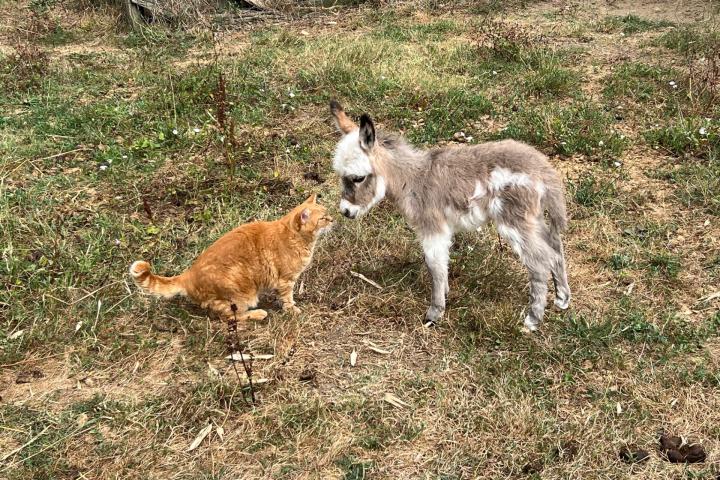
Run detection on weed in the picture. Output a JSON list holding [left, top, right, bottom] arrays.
[[645, 252, 682, 279], [644, 118, 719, 158], [498, 103, 626, 159], [603, 62, 674, 103], [523, 63, 580, 97], [0, 44, 49, 92], [569, 173, 616, 208], [598, 15, 674, 35], [607, 252, 633, 271]]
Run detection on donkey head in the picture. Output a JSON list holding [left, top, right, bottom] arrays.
[[329, 100, 386, 219]]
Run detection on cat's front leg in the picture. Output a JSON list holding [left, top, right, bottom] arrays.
[[277, 281, 301, 314]]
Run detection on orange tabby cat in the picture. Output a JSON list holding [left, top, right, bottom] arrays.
[[129, 194, 332, 323]]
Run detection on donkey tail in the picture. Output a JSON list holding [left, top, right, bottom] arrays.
[[129, 260, 187, 298], [542, 182, 568, 235]]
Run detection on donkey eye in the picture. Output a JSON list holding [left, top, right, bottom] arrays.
[[352, 176, 366, 184]]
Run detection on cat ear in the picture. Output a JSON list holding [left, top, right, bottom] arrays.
[[305, 193, 317, 204], [297, 208, 311, 228]]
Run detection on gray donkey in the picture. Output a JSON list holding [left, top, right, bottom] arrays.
[[329, 101, 571, 331]]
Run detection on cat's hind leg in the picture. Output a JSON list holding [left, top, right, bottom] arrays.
[[207, 299, 267, 325]]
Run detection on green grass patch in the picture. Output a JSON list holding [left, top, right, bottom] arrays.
[[644, 118, 719, 159], [603, 62, 675, 103], [658, 26, 720, 56], [497, 102, 626, 159], [598, 14, 674, 35], [652, 160, 720, 215]]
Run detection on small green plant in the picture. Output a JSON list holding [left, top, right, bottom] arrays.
[[598, 15, 674, 35], [644, 118, 719, 158], [498, 103, 626, 159], [646, 252, 681, 278], [658, 27, 720, 56], [524, 64, 580, 97], [569, 173, 616, 207], [603, 62, 673, 102], [608, 252, 633, 270]]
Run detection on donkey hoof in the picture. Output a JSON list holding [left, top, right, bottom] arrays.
[[522, 315, 539, 333], [424, 306, 444, 325], [554, 296, 570, 310]]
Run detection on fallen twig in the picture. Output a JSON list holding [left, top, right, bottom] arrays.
[[350, 271, 382, 290]]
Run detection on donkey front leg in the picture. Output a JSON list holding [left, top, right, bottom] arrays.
[[421, 230, 453, 326]]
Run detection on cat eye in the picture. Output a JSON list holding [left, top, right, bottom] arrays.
[[352, 176, 366, 184]]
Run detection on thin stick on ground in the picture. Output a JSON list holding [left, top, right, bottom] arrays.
[[228, 303, 255, 404]]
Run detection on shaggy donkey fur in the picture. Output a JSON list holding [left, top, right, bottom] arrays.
[[329, 101, 571, 331]]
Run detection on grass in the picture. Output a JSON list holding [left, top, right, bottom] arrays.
[[2, 1, 720, 479], [598, 14, 674, 35]]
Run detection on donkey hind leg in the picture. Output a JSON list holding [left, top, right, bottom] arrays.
[[542, 225, 571, 310], [422, 229, 453, 326], [496, 222, 556, 332]]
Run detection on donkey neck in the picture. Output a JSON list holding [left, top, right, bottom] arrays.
[[373, 144, 432, 227]]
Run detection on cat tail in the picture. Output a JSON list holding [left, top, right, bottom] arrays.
[[129, 260, 187, 298]]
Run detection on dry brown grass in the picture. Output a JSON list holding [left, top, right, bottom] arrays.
[[1, 0, 720, 478]]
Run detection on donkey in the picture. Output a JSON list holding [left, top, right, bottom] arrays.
[[329, 101, 571, 331]]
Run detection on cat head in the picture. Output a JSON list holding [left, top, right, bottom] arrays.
[[294, 193, 333, 237]]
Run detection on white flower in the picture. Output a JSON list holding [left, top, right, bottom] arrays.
[[613, 161, 622, 167], [669, 81, 676, 86], [492, 70, 497, 75], [122, 155, 128, 159], [288, 92, 295, 98], [99, 165, 108, 171], [193, 127, 200, 133], [598, 140, 604, 146], [699, 127, 707, 136], [114, 239, 121, 246], [172, 129, 178, 135]]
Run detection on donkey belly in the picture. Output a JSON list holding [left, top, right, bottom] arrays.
[[446, 205, 489, 233]]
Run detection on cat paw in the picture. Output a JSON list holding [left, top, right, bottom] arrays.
[[284, 305, 301, 315]]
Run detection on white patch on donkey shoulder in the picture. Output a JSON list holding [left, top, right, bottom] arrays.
[[489, 167, 532, 191], [333, 130, 372, 177]]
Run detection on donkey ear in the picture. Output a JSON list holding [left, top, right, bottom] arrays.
[[305, 192, 317, 204], [359, 114, 376, 151], [329, 100, 357, 134]]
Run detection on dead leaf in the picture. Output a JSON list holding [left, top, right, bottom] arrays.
[[216, 426, 224, 441], [9, 329, 24, 340], [187, 424, 213, 452], [383, 392, 410, 408], [368, 346, 391, 355]]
